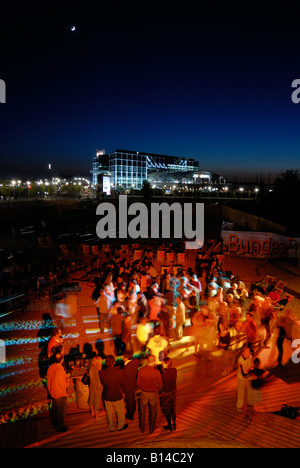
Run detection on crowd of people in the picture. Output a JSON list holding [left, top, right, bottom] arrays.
[[45, 244, 300, 433], [46, 347, 177, 434]]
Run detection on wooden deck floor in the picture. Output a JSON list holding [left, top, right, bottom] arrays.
[[17, 362, 300, 449], [1, 330, 300, 449]]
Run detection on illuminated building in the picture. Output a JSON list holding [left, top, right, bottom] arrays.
[[91, 148, 200, 190], [147, 170, 225, 189]]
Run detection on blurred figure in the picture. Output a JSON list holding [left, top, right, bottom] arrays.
[[122, 313, 133, 351], [175, 295, 186, 341], [192, 306, 216, 353], [55, 295, 73, 330], [136, 291, 148, 320], [241, 312, 258, 352], [260, 306, 275, 346], [236, 346, 254, 414], [192, 308, 206, 356], [148, 295, 164, 323], [218, 321, 233, 376], [111, 307, 124, 355], [135, 317, 152, 354], [95, 288, 112, 334], [88, 356, 103, 420], [47, 328, 63, 360], [147, 325, 169, 367], [246, 357, 265, 423]]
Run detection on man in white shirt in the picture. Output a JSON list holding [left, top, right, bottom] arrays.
[[95, 288, 112, 333], [147, 325, 169, 366], [136, 317, 152, 352], [236, 346, 254, 413]]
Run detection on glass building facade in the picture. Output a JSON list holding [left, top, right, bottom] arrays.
[[109, 150, 147, 190], [92, 149, 200, 190]]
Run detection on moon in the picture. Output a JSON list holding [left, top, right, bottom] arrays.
[[70, 25, 76, 32]]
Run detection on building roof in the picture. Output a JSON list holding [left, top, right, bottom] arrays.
[[114, 149, 198, 162], [147, 170, 218, 184]]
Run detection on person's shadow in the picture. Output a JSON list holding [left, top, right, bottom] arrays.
[[267, 358, 300, 384], [95, 339, 106, 358]]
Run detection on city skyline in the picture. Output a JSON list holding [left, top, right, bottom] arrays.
[[1, 3, 300, 179]]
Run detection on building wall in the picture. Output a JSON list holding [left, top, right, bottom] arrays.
[[92, 149, 200, 189], [221, 205, 287, 234], [109, 151, 147, 190]]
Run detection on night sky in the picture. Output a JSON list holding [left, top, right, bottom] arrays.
[[1, 2, 300, 180]]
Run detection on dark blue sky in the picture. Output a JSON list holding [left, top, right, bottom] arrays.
[[1, 2, 300, 180]]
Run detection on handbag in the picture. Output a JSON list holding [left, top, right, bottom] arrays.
[[279, 404, 298, 420]]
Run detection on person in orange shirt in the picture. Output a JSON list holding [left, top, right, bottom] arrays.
[[47, 328, 63, 359], [148, 295, 164, 323], [46, 352, 70, 432]]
